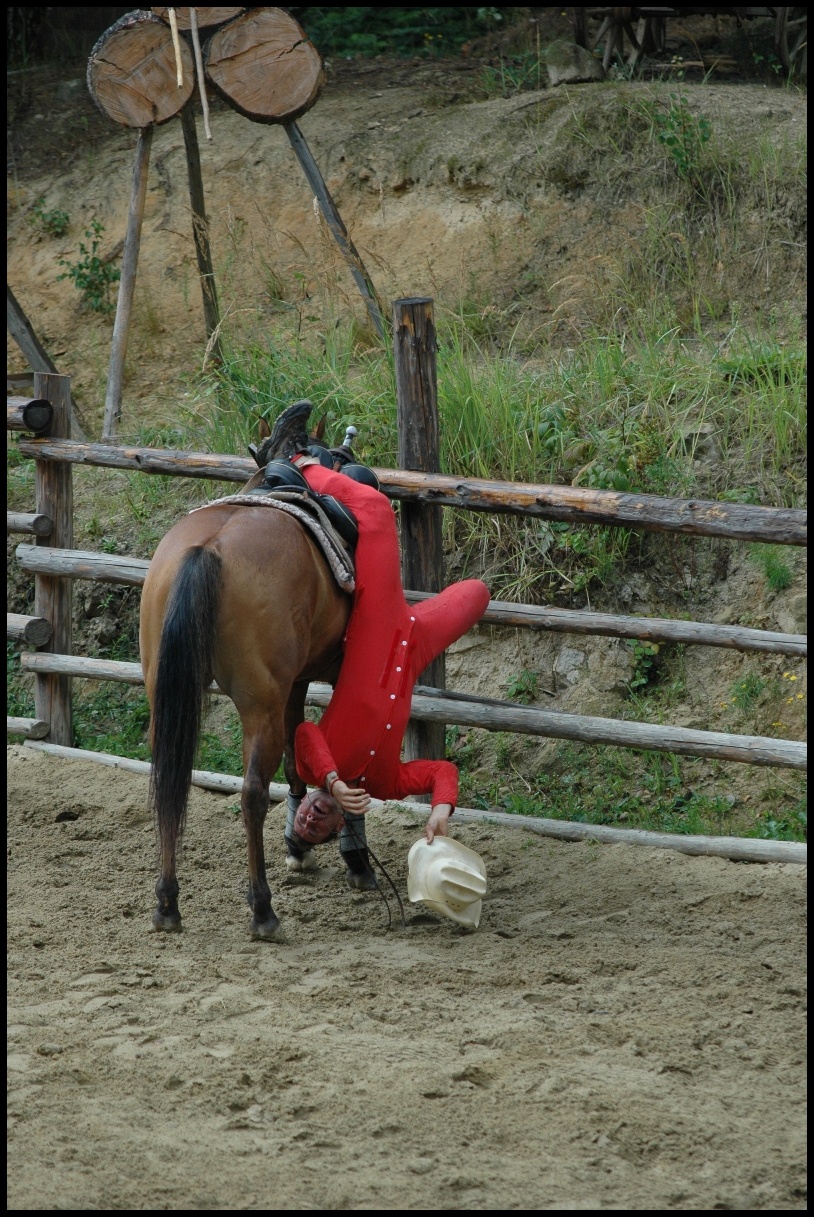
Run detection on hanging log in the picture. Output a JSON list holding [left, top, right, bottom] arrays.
[[205, 7, 324, 123], [6, 397, 53, 434], [87, 10, 195, 128], [152, 8, 245, 29]]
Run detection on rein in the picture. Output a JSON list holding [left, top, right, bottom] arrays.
[[341, 814, 406, 931]]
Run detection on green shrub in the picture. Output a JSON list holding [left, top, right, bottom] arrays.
[[57, 218, 120, 313], [28, 197, 69, 237]]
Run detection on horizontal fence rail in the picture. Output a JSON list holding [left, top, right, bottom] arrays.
[[18, 652, 807, 771], [14, 544, 808, 657], [15, 437, 807, 544], [7, 397, 53, 435], [17, 739, 808, 867], [7, 511, 53, 537], [7, 612, 52, 647]]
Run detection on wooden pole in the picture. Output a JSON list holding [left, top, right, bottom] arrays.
[[6, 285, 86, 439], [7, 513, 52, 537], [284, 119, 386, 339], [404, 590, 808, 658], [18, 737, 809, 865], [16, 652, 806, 768], [180, 105, 221, 358], [32, 373, 72, 745], [16, 437, 807, 546], [6, 397, 53, 434], [393, 297, 446, 769], [14, 543, 807, 659], [102, 125, 154, 440], [7, 718, 50, 740], [7, 613, 52, 647]]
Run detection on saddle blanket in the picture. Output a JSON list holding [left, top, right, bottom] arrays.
[[189, 492, 355, 593]]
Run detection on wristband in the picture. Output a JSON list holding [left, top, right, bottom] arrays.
[[325, 771, 339, 795]]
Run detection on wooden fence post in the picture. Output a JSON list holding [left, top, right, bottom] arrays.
[[33, 373, 73, 745], [393, 296, 445, 768]]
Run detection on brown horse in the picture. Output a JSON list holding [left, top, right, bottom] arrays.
[[139, 475, 350, 939]]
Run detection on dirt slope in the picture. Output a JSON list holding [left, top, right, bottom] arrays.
[[7, 58, 806, 434], [7, 745, 807, 1210]]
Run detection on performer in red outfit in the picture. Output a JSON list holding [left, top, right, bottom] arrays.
[[293, 462, 490, 838], [258, 399, 490, 886]]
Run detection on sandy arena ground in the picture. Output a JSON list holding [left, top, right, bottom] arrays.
[[6, 744, 807, 1210]]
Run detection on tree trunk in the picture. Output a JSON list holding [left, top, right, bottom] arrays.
[[88, 10, 195, 127], [205, 7, 324, 123]]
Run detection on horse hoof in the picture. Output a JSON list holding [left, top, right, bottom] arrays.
[[250, 915, 285, 942], [285, 851, 318, 873], [150, 909, 182, 933], [345, 868, 377, 892]]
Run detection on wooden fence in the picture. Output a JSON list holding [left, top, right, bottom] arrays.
[[6, 303, 808, 860]]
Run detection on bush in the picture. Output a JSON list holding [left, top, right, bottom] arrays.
[[57, 218, 120, 313]]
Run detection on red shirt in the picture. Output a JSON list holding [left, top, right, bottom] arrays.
[[294, 465, 490, 808]]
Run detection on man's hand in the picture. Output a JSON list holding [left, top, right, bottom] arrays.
[[425, 803, 453, 844], [331, 779, 371, 815]]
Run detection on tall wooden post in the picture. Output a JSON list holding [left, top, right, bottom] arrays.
[[33, 373, 73, 745], [180, 105, 222, 360], [285, 120, 386, 340], [393, 296, 445, 768], [102, 124, 153, 440]]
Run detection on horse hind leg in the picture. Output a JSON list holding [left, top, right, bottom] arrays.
[[242, 724, 286, 941]]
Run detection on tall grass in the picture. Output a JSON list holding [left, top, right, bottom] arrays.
[[174, 302, 804, 601]]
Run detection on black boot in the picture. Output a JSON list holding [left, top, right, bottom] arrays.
[[341, 846, 378, 891], [256, 400, 313, 465]]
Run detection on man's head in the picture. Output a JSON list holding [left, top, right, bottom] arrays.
[[292, 788, 344, 845]]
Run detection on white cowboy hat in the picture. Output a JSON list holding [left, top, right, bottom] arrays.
[[407, 836, 487, 929]]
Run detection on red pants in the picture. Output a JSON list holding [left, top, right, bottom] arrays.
[[294, 466, 490, 807]]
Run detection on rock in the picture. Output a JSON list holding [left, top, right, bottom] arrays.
[[775, 591, 806, 636], [553, 646, 586, 686], [680, 421, 719, 459], [587, 640, 635, 694], [542, 41, 605, 86]]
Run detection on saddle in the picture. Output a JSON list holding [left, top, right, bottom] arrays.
[[249, 461, 359, 552], [189, 481, 356, 594]]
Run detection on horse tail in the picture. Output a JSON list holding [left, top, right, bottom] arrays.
[[149, 545, 222, 860]]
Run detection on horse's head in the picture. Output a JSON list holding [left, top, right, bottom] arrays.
[[244, 413, 332, 491]]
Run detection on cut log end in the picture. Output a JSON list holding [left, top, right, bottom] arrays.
[[88, 10, 195, 127], [151, 8, 245, 30], [205, 8, 324, 124]]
